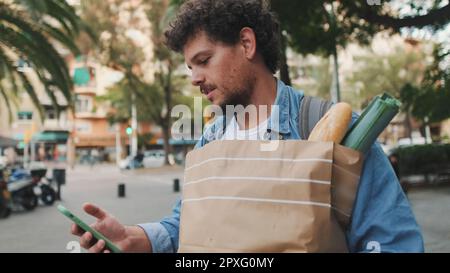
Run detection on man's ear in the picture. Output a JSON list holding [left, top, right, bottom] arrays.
[[239, 27, 257, 60]]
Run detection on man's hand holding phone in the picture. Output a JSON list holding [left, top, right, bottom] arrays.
[[67, 203, 152, 253]]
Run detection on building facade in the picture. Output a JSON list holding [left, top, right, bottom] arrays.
[[0, 54, 162, 167]]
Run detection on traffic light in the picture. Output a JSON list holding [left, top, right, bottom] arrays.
[[126, 126, 133, 135]]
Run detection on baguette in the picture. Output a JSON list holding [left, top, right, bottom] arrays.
[[307, 102, 352, 143]]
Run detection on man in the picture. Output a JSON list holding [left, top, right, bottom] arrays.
[[71, 0, 424, 253]]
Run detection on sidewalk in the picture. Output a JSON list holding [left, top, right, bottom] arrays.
[[0, 164, 182, 252], [408, 185, 450, 252], [1, 164, 449, 252]]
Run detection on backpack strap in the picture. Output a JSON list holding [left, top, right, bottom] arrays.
[[299, 96, 334, 140]]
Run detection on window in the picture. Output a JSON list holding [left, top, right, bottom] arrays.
[[45, 109, 56, 120], [17, 111, 33, 120], [75, 95, 93, 113]]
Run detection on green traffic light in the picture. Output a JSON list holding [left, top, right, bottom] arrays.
[[126, 127, 133, 135]]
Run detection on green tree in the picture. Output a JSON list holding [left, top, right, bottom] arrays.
[[99, 74, 193, 147], [0, 0, 86, 119], [401, 45, 450, 125], [347, 46, 427, 107], [80, 0, 190, 164], [346, 44, 428, 137], [146, 0, 188, 165], [271, 0, 450, 87]]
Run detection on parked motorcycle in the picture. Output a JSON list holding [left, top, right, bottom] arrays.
[[0, 168, 12, 218], [30, 168, 56, 206], [7, 168, 38, 211]]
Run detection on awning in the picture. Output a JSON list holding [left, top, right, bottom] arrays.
[[32, 131, 70, 143], [75, 135, 119, 147], [0, 136, 18, 147]]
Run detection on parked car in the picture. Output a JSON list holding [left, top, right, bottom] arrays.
[[142, 150, 165, 168], [119, 155, 144, 170], [118, 156, 131, 170], [397, 137, 428, 146]]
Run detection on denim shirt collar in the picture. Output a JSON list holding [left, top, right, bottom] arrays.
[[267, 79, 290, 135]]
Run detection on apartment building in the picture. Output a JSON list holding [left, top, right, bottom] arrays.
[[0, 54, 164, 166]]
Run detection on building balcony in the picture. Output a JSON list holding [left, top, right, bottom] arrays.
[[42, 119, 72, 131], [74, 111, 107, 119], [74, 85, 97, 95]]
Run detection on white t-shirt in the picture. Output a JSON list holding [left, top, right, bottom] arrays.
[[220, 117, 269, 140]]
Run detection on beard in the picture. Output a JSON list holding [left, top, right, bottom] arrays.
[[219, 73, 256, 112]]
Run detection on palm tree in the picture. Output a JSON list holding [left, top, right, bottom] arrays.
[[0, 0, 86, 119]]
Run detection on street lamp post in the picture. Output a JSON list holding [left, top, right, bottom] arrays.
[[131, 92, 138, 157], [126, 126, 133, 156], [115, 123, 122, 166]]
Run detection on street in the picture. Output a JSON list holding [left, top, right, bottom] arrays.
[[0, 164, 449, 253], [0, 164, 182, 253], [408, 185, 450, 252]]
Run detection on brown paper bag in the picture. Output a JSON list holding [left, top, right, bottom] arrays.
[[178, 140, 363, 253]]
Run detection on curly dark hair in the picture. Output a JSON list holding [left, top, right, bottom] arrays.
[[164, 0, 281, 74]]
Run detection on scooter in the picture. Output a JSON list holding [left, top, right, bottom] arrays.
[[30, 168, 56, 206], [7, 168, 38, 211], [0, 168, 12, 218]]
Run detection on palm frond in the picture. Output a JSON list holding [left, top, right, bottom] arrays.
[[15, 0, 80, 37], [0, 21, 72, 102], [41, 22, 80, 54], [0, 83, 14, 123], [16, 71, 44, 119], [0, 43, 44, 119], [0, 45, 21, 109], [0, 0, 85, 119]]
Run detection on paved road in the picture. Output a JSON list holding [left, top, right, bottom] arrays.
[[408, 185, 450, 252], [0, 164, 449, 252], [0, 164, 182, 253]]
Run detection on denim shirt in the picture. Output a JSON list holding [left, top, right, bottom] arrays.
[[139, 79, 424, 253]]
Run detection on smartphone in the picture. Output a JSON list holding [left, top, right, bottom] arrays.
[[57, 204, 122, 253]]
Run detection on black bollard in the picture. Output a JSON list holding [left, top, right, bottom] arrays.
[[173, 178, 180, 192], [56, 181, 61, 201], [118, 183, 126, 198]]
